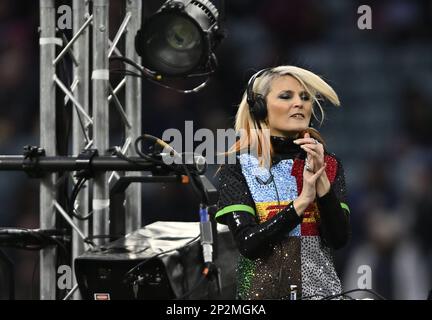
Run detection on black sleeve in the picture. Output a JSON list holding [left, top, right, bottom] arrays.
[[215, 163, 302, 260], [225, 204, 303, 260], [316, 158, 351, 249], [215, 163, 256, 225]]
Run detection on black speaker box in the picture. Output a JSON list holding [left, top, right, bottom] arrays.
[[75, 221, 238, 300]]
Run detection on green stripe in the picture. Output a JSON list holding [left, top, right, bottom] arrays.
[[215, 204, 255, 221], [237, 256, 256, 299], [341, 202, 350, 214]]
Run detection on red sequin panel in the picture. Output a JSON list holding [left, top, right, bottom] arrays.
[[324, 155, 338, 183], [301, 223, 319, 236], [301, 202, 319, 236], [291, 156, 339, 236], [291, 155, 339, 194]]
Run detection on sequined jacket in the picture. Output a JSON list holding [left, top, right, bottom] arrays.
[[215, 136, 350, 300]]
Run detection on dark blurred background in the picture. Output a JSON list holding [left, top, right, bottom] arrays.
[[0, 0, 432, 299]]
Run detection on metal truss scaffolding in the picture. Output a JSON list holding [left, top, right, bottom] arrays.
[[39, 0, 142, 299]]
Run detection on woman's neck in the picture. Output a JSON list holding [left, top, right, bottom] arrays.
[[270, 131, 301, 139], [270, 135, 302, 156]]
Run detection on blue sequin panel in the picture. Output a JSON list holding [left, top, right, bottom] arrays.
[[289, 224, 301, 237], [271, 159, 299, 200], [239, 154, 299, 203]]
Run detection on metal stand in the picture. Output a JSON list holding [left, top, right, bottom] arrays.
[[37, 0, 143, 299], [39, 0, 57, 300], [124, 0, 142, 235], [72, 0, 90, 300]]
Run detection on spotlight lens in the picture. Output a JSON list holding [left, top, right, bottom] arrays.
[[141, 14, 204, 75], [166, 18, 201, 50]]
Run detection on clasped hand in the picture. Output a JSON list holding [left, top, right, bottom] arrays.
[[292, 132, 331, 215]]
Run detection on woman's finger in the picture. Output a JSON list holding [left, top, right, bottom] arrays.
[[294, 138, 318, 145], [311, 164, 326, 181], [303, 149, 323, 172], [301, 145, 320, 159], [300, 144, 324, 160], [304, 156, 314, 173], [305, 164, 326, 183]]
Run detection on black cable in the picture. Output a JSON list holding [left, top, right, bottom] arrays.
[[268, 170, 280, 206], [185, 54, 218, 78], [111, 147, 186, 183], [110, 69, 142, 77], [3, 228, 71, 300], [176, 274, 207, 300], [68, 177, 93, 221], [134, 135, 205, 199], [110, 55, 217, 80], [0, 229, 69, 254], [182, 163, 209, 205], [57, 31, 89, 150], [134, 134, 210, 204], [145, 75, 212, 94], [116, 136, 210, 206], [123, 135, 212, 290], [176, 261, 223, 300], [57, 32, 88, 231], [134, 135, 168, 167], [31, 253, 40, 300], [109, 55, 213, 94], [109, 55, 156, 78], [112, 145, 166, 169], [321, 288, 387, 300]]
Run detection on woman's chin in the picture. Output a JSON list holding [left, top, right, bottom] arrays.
[[273, 128, 307, 138], [281, 125, 308, 134]]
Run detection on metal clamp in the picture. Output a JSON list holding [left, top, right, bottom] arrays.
[[75, 148, 99, 179], [23, 145, 46, 178]]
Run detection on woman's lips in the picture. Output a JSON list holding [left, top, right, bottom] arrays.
[[290, 113, 305, 119]]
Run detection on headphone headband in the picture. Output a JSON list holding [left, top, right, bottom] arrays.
[[246, 68, 272, 122], [246, 68, 271, 106]]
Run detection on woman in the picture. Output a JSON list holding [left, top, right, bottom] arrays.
[[215, 66, 350, 300]]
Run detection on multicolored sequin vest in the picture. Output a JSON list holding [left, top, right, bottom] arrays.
[[237, 153, 342, 299]]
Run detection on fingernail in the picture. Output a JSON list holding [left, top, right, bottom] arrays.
[[293, 140, 299, 144]]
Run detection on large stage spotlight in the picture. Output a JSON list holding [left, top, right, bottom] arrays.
[[135, 0, 224, 77]]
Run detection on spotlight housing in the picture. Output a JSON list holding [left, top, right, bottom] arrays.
[[135, 0, 223, 77]]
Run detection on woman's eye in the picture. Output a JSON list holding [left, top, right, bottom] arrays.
[[279, 93, 293, 99], [300, 93, 311, 101]]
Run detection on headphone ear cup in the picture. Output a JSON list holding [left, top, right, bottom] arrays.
[[252, 94, 267, 121]]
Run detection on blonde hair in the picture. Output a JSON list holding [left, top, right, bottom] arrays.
[[230, 65, 341, 168]]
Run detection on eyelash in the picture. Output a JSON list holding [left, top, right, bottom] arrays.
[[279, 93, 311, 101], [301, 93, 311, 101]]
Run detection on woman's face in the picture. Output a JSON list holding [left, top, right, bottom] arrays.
[[266, 75, 313, 138]]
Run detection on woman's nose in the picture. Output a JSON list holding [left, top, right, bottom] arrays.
[[292, 95, 303, 108]]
